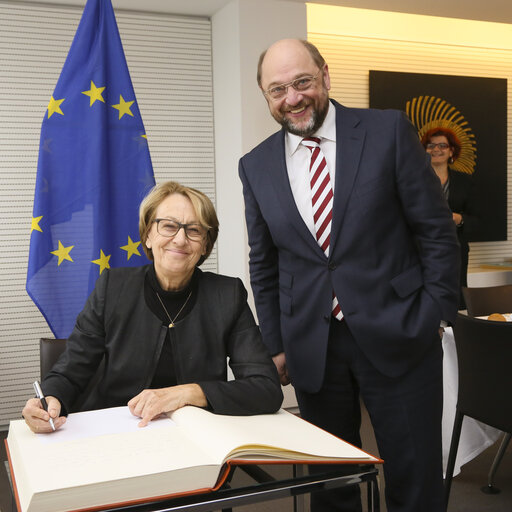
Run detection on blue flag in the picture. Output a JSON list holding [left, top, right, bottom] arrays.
[[26, 0, 155, 338]]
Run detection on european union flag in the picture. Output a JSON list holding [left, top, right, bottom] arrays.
[[26, 0, 155, 338]]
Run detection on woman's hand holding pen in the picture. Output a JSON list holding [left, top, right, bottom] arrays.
[[22, 396, 66, 433], [128, 385, 207, 428]]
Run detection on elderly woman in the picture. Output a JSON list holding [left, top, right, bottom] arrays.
[[23, 181, 282, 432], [422, 127, 480, 307]]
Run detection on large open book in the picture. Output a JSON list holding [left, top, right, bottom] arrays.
[[6, 406, 380, 512]]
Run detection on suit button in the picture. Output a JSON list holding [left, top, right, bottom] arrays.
[[323, 315, 330, 322], [328, 263, 337, 271]]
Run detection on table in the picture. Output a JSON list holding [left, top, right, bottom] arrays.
[[5, 460, 380, 512], [442, 327, 503, 476], [108, 465, 380, 512]]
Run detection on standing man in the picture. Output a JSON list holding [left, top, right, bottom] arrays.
[[239, 39, 460, 512]]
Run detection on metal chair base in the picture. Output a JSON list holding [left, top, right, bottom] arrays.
[[481, 484, 501, 494]]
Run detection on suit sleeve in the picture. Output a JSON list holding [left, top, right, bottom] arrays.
[[42, 270, 109, 412], [238, 157, 284, 356], [197, 278, 283, 415], [394, 112, 460, 324]]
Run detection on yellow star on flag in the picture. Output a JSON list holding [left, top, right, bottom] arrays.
[[120, 236, 141, 260], [51, 240, 74, 266], [92, 249, 111, 274], [141, 134, 147, 139], [82, 80, 106, 106], [47, 96, 65, 118], [112, 95, 134, 119], [31, 216, 43, 234]]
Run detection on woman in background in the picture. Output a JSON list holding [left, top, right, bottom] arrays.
[[422, 127, 480, 308]]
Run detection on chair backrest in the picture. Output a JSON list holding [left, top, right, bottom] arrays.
[[452, 313, 512, 433], [40, 338, 67, 379], [39, 337, 104, 412], [462, 284, 512, 317]]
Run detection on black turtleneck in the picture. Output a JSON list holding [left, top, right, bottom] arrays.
[[144, 265, 199, 389]]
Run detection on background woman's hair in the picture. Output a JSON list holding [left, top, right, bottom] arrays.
[[421, 127, 462, 161]]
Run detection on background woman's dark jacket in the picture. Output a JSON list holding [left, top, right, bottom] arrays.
[[448, 169, 481, 296], [42, 266, 283, 415]]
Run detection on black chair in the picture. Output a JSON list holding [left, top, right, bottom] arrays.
[[444, 313, 512, 508], [39, 338, 67, 379], [462, 284, 512, 317], [460, 285, 512, 493], [39, 337, 103, 413]]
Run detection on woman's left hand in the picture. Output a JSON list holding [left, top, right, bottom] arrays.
[[127, 384, 208, 427]]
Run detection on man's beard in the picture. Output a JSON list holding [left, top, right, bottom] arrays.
[[277, 97, 329, 137]]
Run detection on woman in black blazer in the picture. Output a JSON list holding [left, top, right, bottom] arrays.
[[422, 127, 480, 308], [22, 181, 283, 432]]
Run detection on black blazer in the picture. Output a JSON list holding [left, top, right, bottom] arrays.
[[42, 266, 283, 415], [447, 168, 480, 255], [239, 100, 460, 392]]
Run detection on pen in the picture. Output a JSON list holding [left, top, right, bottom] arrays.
[[33, 380, 56, 431]]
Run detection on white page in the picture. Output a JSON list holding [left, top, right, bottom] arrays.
[[9, 413, 218, 493], [37, 406, 175, 445], [171, 407, 378, 463]]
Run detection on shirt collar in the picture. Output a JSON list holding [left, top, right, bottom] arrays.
[[286, 100, 336, 157]]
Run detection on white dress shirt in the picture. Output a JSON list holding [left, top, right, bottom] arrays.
[[285, 101, 337, 238]]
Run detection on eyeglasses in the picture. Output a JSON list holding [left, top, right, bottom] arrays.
[[264, 68, 322, 100], [426, 143, 450, 150], [154, 218, 207, 241]]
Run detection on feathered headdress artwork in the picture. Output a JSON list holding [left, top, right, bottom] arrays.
[[406, 95, 477, 175]]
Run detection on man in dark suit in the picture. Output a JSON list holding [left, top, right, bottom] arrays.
[[239, 39, 460, 512]]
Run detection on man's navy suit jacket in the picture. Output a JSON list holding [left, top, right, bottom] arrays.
[[239, 100, 460, 393]]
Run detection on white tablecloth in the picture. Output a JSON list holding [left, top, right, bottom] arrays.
[[442, 327, 503, 476]]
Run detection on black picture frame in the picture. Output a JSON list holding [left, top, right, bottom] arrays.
[[369, 70, 507, 242]]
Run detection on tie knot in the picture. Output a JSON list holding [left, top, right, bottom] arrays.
[[302, 137, 321, 150]]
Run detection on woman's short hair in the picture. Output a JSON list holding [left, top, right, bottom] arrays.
[[139, 181, 219, 265], [421, 127, 462, 161]]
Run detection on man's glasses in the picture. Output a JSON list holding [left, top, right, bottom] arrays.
[[426, 143, 450, 150], [264, 68, 322, 100], [154, 218, 206, 241]]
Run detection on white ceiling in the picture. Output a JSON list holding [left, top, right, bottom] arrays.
[[23, 0, 512, 24]]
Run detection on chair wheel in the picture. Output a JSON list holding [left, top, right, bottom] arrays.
[[481, 485, 501, 494]]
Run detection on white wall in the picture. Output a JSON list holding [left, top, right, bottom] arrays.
[[212, 0, 306, 408], [212, 0, 306, 287], [308, 4, 512, 271]]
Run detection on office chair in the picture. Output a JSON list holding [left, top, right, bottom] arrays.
[[39, 338, 67, 379], [444, 313, 512, 508], [462, 284, 512, 317], [39, 337, 103, 413]]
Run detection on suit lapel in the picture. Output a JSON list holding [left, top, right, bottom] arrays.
[[330, 101, 366, 256], [269, 130, 326, 257]]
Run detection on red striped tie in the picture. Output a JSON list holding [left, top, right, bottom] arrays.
[[302, 137, 343, 320]]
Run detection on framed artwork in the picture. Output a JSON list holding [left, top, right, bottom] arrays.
[[369, 70, 507, 242]]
